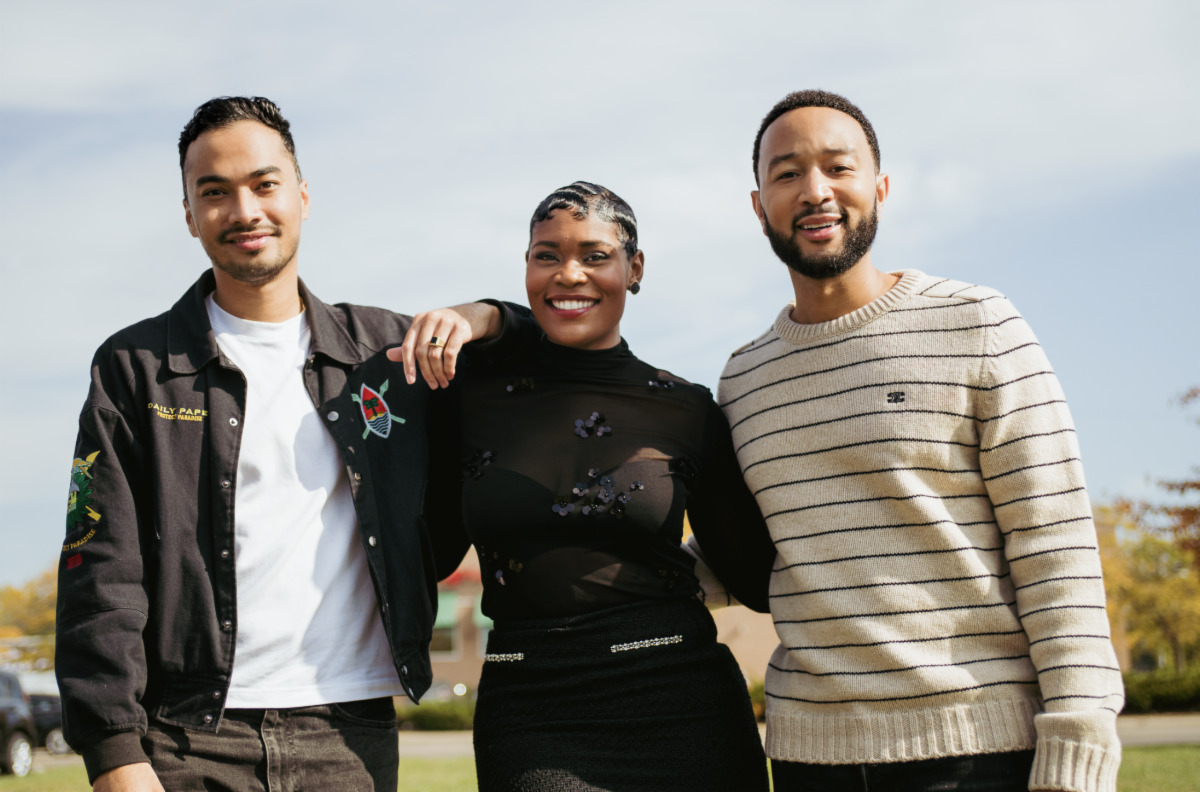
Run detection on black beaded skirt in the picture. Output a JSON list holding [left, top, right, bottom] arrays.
[[472, 597, 769, 792]]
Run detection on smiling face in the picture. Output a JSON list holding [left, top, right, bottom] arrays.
[[525, 209, 644, 350], [751, 106, 888, 280], [182, 120, 309, 285]]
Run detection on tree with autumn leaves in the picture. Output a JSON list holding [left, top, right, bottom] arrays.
[[1101, 388, 1200, 672]]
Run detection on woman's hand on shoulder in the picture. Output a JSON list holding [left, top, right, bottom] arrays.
[[388, 303, 501, 389]]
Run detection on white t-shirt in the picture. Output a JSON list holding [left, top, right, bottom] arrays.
[[206, 295, 402, 708]]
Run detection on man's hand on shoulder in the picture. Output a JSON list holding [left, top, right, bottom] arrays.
[[93, 763, 165, 792], [389, 303, 501, 389]]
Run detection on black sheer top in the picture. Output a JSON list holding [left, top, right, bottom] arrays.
[[426, 303, 775, 623]]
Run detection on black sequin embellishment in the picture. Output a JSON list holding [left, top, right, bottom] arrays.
[[463, 449, 495, 479], [647, 377, 677, 391], [669, 456, 698, 480], [573, 411, 611, 438], [505, 378, 535, 393]]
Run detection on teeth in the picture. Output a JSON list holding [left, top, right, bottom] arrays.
[[800, 221, 838, 230], [551, 299, 596, 311]]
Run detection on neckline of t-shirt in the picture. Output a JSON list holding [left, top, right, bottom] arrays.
[[206, 293, 309, 341], [771, 269, 925, 345]]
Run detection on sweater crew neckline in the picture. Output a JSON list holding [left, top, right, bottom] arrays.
[[772, 270, 924, 345]]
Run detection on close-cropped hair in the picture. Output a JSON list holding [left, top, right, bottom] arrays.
[[528, 181, 639, 259], [752, 90, 881, 183], [178, 96, 300, 197]]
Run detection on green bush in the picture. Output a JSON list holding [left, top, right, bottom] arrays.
[[1122, 667, 1200, 714], [396, 696, 476, 730]]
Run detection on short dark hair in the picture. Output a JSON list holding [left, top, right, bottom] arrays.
[[752, 90, 880, 184], [528, 181, 639, 259], [178, 96, 300, 197]]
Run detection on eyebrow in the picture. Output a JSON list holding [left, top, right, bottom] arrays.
[[767, 146, 856, 171], [193, 166, 283, 189], [531, 239, 612, 249]]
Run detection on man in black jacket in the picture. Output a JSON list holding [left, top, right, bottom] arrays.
[[55, 96, 492, 792]]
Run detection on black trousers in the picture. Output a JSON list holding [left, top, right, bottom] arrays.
[[771, 749, 1036, 792]]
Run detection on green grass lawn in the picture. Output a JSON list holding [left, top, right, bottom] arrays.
[[3, 746, 1196, 791]]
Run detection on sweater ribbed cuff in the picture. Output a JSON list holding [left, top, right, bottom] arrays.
[[1029, 735, 1121, 792]]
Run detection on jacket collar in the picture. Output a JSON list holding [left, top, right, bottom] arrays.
[[166, 269, 366, 374]]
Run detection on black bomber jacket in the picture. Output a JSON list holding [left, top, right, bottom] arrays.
[[55, 271, 454, 782]]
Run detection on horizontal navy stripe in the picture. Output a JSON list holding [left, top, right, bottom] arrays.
[[773, 518, 997, 545], [1019, 604, 1107, 619], [1026, 633, 1111, 647], [736, 407, 978, 455], [745, 436, 978, 473], [786, 629, 1026, 652], [756, 465, 983, 493], [1001, 515, 1091, 537], [993, 487, 1087, 509], [765, 679, 1036, 705], [983, 458, 1080, 482], [776, 544, 1004, 571], [774, 599, 1015, 626], [765, 491, 988, 520], [980, 427, 1075, 453], [1009, 546, 1097, 564], [767, 654, 1032, 677], [771, 572, 1010, 600], [893, 295, 1005, 313], [1013, 575, 1102, 593]]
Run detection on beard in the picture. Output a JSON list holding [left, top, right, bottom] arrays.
[[764, 203, 879, 280], [208, 225, 296, 285]]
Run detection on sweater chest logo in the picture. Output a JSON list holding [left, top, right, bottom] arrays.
[[887, 391, 906, 404], [351, 379, 406, 440]]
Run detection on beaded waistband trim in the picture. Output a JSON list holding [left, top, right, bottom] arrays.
[[610, 635, 683, 653], [483, 652, 525, 662]]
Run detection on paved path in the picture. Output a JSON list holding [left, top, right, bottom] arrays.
[[28, 714, 1200, 774]]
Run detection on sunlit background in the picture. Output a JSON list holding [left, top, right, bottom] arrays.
[[1, 1, 1197, 586]]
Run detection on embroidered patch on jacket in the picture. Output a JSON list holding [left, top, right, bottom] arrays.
[[65, 451, 101, 548], [147, 402, 208, 422], [351, 380, 406, 440]]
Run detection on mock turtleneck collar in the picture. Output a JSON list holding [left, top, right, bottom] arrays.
[[773, 269, 924, 345], [538, 335, 635, 372]]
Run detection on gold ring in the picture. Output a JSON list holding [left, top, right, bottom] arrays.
[[429, 336, 447, 348]]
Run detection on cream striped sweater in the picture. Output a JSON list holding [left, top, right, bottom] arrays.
[[718, 270, 1123, 792]]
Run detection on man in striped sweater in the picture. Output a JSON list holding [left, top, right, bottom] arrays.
[[719, 91, 1123, 791]]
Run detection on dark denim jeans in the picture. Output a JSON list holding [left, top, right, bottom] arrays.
[[143, 697, 399, 792], [771, 749, 1035, 792]]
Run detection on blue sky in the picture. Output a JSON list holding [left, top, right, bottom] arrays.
[[1, 1, 1197, 585]]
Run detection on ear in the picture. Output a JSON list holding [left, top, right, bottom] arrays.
[[299, 179, 311, 221], [183, 197, 199, 239], [875, 172, 890, 208], [750, 190, 768, 235], [628, 250, 645, 287]]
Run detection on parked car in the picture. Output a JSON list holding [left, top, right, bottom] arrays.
[[0, 671, 35, 776], [30, 694, 71, 754]]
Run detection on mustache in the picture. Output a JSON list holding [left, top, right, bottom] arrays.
[[793, 205, 847, 225], [218, 224, 281, 243]]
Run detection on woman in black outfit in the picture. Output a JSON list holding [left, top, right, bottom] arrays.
[[422, 182, 775, 792]]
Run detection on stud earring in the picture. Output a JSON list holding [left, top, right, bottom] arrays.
[[629, 282, 641, 295]]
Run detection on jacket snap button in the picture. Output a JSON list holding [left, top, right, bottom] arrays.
[[203, 714, 213, 724], [368, 536, 377, 547], [212, 690, 222, 699], [401, 665, 408, 676], [220, 549, 230, 559], [221, 480, 231, 489], [229, 417, 238, 427], [353, 471, 362, 482], [328, 410, 340, 421], [222, 620, 232, 630]]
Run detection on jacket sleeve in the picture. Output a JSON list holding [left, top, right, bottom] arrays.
[[685, 398, 777, 613], [976, 297, 1123, 792], [55, 350, 154, 783], [423, 382, 471, 580]]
